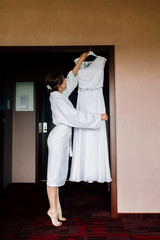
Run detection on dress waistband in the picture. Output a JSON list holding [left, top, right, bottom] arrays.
[[78, 87, 102, 92]]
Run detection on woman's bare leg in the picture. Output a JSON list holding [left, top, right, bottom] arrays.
[[57, 188, 66, 221], [47, 186, 62, 227]]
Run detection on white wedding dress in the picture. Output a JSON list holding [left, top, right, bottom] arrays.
[[69, 56, 112, 183]]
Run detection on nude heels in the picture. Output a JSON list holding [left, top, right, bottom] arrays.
[[47, 209, 62, 227]]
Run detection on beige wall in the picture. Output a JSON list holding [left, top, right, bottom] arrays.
[[12, 112, 35, 183], [1, 0, 160, 213], [12, 69, 36, 183]]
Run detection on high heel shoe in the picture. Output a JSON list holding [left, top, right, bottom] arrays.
[[47, 209, 62, 227], [57, 205, 66, 221]]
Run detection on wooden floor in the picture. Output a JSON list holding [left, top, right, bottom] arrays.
[[0, 182, 160, 240]]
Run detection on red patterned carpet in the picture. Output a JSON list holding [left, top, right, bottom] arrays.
[[0, 182, 160, 240]]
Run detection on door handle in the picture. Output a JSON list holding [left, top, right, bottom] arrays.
[[43, 122, 47, 133]]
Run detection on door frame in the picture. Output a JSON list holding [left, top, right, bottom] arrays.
[[0, 45, 118, 218], [35, 45, 118, 218]]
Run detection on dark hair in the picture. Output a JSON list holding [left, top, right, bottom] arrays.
[[45, 72, 64, 92]]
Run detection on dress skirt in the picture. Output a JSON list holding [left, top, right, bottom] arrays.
[[69, 88, 112, 183]]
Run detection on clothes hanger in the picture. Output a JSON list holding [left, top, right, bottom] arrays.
[[74, 49, 98, 64], [87, 50, 98, 58], [85, 50, 98, 64], [87, 46, 107, 61], [88, 49, 107, 62]]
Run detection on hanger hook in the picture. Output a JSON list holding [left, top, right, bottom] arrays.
[[89, 44, 92, 51]]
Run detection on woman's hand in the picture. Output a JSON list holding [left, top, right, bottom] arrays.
[[79, 51, 90, 62], [101, 113, 108, 121], [72, 51, 90, 76]]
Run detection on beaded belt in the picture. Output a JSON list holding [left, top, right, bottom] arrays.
[[78, 87, 102, 92]]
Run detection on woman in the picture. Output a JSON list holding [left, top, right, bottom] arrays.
[[45, 52, 108, 227]]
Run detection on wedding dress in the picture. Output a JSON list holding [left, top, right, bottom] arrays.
[[69, 55, 112, 183]]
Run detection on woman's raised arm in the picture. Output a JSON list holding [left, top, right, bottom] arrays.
[[72, 51, 90, 76], [62, 51, 90, 98]]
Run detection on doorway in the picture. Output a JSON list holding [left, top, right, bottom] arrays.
[[36, 46, 117, 217], [0, 45, 117, 217]]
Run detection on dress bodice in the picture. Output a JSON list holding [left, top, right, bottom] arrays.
[[74, 56, 107, 90]]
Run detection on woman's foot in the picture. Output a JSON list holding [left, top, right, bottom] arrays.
[[57, 205, 66, 221], [47, 209, 62, 227]]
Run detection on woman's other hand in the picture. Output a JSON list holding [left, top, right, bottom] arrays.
[[101, 114, 108, 121]]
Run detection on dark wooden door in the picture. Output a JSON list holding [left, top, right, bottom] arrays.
[[37, 82, 54, 181], [0, 84, 5, 191]]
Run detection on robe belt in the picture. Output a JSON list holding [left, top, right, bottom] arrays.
[[69, 137, 73, 157], [78, 87, 102, 92]]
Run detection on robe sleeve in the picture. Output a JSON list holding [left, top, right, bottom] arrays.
[[53, 98, 101, 129], [62, 70, 78, 98]]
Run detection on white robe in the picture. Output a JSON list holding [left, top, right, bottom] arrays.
[[46, 70, 101, 187], [69, 56, 112, 183]]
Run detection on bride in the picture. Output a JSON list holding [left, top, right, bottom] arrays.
[[45, 51, 108, 227]]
